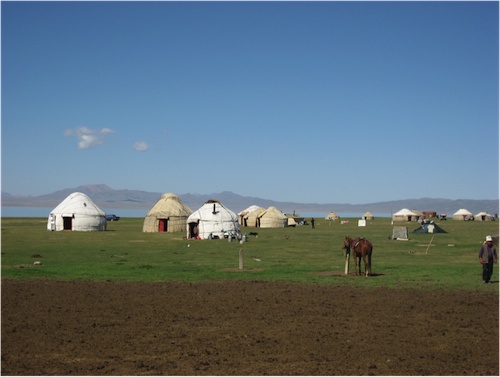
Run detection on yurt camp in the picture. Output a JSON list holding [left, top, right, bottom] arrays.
[[187, 200, 240, 240], [238, 205, 265, 227], [257, 207, 288, 228], [47, 192, 106, 231], [452, 208, 474, 221], [143, 193, 193, 232], [392, 208, 418, 222], [325, 211, 340, 221]]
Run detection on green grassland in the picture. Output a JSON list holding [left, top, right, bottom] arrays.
[[1, 216, 498, 291]]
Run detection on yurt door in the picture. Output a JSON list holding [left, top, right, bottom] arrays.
[[158, 219, 168, 232], [63, 216, 73, 231]]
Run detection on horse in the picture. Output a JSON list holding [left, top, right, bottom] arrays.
[[342, 236, 373, 276]]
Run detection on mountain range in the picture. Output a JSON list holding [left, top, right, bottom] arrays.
[[2, 184, 498, 216]]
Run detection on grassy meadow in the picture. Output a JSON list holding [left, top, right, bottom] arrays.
[[1, 216, 498, 291]]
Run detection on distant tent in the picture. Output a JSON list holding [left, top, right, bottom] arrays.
[[187, 200, 240, 240], [47, 192, 106, 231], [325, 211, 340, 220], [143, 193, 192, 232], [286, 213, 305, 227], [362, 212, 374, 220], [392, 208, 418, 222], [474, 212, 495, 221], [238, 205, 265, 227], [452, 208, 473, 221], [257, 207, 288, 228], [413, 221, 447, 234]]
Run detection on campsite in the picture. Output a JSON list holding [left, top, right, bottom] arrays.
[[1, 215, 498, 375]]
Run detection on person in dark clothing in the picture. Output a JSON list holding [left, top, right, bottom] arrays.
[[311, 218, 315, 229], [478, 235, 498, 283]]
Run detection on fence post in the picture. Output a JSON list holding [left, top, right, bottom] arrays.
[[239, 248, 244, 270]]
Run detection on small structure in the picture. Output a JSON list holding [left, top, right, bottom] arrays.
[[392, 208, 418, 222], [422, 211, 437, 218], [257, 207, 288, 228], [285, 213, 305, 227], [413, 221, 447, 234], [187, 200, 240, 240], [325, 211, 340, 221], [474, 212, 495, 221], [392, 226, 409, 240], [452, 208, 474, 221], [362, 212, 374, 220], [47, 192, 106, 231], [238, 205, 265, 227], [143, 193, 192, 232]]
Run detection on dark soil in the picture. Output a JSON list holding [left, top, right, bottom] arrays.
[[1, 280, 498, 375]]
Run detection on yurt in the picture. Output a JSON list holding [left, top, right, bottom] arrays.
[[474, 212, 495, 221], [392, 208, 418, 222], [452, 208, 473, 221], [362, 212, 374, 220], [238, 205, 265, 227], [257, 207, 288, 228], [143, 193, 193, 232], [47, 192, 106, 231], [286, 213, 305, 227], [187, 200, 240, 240], [325, 211, 340, 221]]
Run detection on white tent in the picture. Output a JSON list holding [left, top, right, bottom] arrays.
[[452, 208, 473, 221], [362, 212, 374, 220], [238, 205, 265, 227], [392, 208, 418, 222], [257, 207, 288, 228], [474, 212, 495, 221], [47, 192, 106, 231], [143, 193, 193, 232], [187, 200, 241, 240]]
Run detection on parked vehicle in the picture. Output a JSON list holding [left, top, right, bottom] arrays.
[[106, 214, 120, 221]]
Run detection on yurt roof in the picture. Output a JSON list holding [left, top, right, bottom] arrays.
[[188, 200, 238, 221], [453, 208, 472, 216], [363, 211, 374, 216], [258, 206, 287, 219], [393, 208, 417, 216], [146, 193, 192, 217], [238, 205, 265, 216], [50, 192, 104, 216]]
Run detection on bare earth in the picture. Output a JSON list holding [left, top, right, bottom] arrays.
[[1, 280, 498, 375]]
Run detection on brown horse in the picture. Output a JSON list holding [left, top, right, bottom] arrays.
[[342, 236, 373, 276]]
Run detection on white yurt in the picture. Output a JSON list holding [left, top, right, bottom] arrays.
[[187, 200, 241, 239], [325, 211, 340, 220], [474, 212, 494, 221], [362, 212, 374, 220], [47, 192, 106, 231], [238, 205, 265, 227], [257, 206, 288, 228], [452, 208, 473, 221], [392, 208, 418, 222], [143, 193, 193, 232]]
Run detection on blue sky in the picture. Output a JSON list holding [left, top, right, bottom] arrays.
[[2, 1, 498, 204]]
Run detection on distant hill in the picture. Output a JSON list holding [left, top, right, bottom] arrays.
[[2, 184, 498, 216]]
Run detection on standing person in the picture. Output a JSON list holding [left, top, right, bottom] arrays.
[[478, 235, 497, 283], [311, 218, 315, 229]]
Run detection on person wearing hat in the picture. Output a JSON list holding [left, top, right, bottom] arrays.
[[478, 236, 497, 283]]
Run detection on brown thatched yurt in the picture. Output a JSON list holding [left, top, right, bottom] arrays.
[[325, 211, 340, 221], [238, 205, 265, 227], [257, 207, 288, 228], [143, 193, 192, 232]]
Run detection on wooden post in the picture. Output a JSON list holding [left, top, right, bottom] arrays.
[[239, 248, 244, 270], [344, 251, 350, 275], [425, 235, 435, 255]]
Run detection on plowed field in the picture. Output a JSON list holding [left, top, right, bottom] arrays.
[[2, 280, 498, 375]]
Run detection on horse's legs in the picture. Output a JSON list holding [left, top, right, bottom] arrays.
[[362, 253, 368, 277], [368, 253, 372, 276]]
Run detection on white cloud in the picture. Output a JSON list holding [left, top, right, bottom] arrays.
[[65, 127, 116, 149], [133, 141, 149, 152]]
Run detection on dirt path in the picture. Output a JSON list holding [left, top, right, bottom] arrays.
[[2, 280, 498, 375]]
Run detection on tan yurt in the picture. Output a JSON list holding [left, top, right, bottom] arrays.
[[143, 193, 193, 232], [286, 213, 305, 227], [392, 208, 418, 222], [238, 205, 265, 227], [257, 206, 288, 228], [452, 208, 473, 221], [474, 212, 495, 221], [325, 211, 340, 221], [362, 212, 374, 220]]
